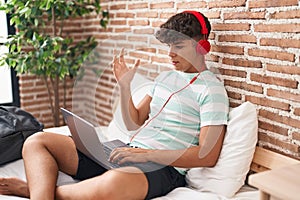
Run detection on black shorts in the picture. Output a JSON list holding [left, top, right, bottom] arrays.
[[72, 150, 186, 199]]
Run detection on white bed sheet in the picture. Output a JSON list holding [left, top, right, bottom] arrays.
[[0, 126, 259, 200]]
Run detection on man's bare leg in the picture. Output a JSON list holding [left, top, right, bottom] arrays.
[[0, 132, 79, 200], [23, 132, 79, 200], [56, 166, 148, 200], [0, 133, 149, 200]]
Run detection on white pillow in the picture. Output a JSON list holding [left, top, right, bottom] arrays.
[[106, 73, 153, 143], [186, 102, 258, 198]]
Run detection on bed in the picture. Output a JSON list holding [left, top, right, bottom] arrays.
[[0, 73, 265, 200], [0, 115, 259, 200]]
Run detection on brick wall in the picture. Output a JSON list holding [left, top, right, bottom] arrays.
[[20, 0, 300, 159]]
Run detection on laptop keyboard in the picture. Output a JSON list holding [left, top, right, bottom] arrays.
[[102, 140, 163, 171], [103, 140, 129, 168], [103, 145, 120, 168]]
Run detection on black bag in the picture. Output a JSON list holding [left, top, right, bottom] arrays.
[[0, 106, 44, 165]]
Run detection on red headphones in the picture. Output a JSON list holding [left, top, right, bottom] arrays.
[[183, 11, 211, 55]]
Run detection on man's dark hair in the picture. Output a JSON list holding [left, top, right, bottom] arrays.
[[155, 12, 211, 44]]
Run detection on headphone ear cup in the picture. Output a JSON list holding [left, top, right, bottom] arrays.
[[196, 40, 211, 55]]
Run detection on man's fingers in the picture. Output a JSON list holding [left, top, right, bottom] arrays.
[[119, 48, 125, 63], [133, 59, 140, 70], [112, 49, 140, 72]]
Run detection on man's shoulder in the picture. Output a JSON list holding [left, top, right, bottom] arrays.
[[155, 70, 175, 81]]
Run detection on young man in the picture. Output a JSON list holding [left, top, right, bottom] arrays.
[[0, 11, 229, 200]]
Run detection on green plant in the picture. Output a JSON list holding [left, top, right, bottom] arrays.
[[0, 0, 109, 126]]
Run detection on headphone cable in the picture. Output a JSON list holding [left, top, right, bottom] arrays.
[[129, 72, 200, 142]]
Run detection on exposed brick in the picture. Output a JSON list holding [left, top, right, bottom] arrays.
[[209, 32, 216, 40], [267, 88, 300, 103], [213, 23, 250, 31], [151, 56, 170, 63], [248, 48, 295, 62], [249, 0, 298, 8], [227, 90, 242, 100], [218, 34, 257, 44], [157, 48, 168, 55], [36, 93, 50, 99], [270, 10, 300, 19], [211, 45, 244, 55], [224, 11, 265, 20], [136, 12, 158, 18], [224, 79, 263, 94], [292, 132, 300, 141], [20, 81, 35, 88], [207, 54, 219, 62], [250, 73, 298, 88], [295, 108, 300, 116], [109, 19, 127, 26], [95, 88, 112, 99], [218, 68, 247, 78], [114, 27, 131, 33], [85, 13, 100, 20], [202, 11, 221, 19], [177, 1, 206, 9], [150, 2, 174, 9], [110, 4, 127, 10], [64, 22, 82, 27], [20, 95, 34, 101], [19, 75, 39, 81], [260, 38, 300, 49], [254, 23, 300, 33], [127, 3, 148, 9], [266, 64, 300, 75], [229, 102, 241, 108], [95, 34, 110, 40], [222, 58, 262, 68], [20, 86, 48, 94], [83, 27, 100, 33], [82, 20, 100, 27], [133, 28, 155, 34], [259, 132, 300, 153], [128, 51, 150, 60], [108, 35, 126, 41], [128, 36, 148, 42], [159, 13, 175, 19], [259, 120, 289, 136], [128, 19, 149, 26], [245, 95, 290, 111], [21, 99, 51, 108], [208, 0, 246, 8], [116, 12, 135, 18], [135, 47, 157, 54], [152, 20, 166, 27], [259, 109, 300, 129]]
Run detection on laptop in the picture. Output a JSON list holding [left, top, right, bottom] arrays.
[[60, 108, 129, 169]]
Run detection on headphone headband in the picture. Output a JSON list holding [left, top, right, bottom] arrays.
[[183, 10, 208, 36]]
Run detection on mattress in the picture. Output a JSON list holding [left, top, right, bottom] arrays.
[[0, 126, 259, 200]]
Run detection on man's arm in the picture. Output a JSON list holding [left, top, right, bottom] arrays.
[[112, 48, 151, 130], [155, 125, 226, 167], [110, 125, 226, 168], [119, 91, 151, 131]]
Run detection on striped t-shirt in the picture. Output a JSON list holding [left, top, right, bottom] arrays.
[[130, 70, 229, 171]]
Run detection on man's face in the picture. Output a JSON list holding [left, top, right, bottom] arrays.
[[167, 39, 200, 73]]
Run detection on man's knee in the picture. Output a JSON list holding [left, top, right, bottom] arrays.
[[94, 172, 120, 199], [22, 132, 47, 156]]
